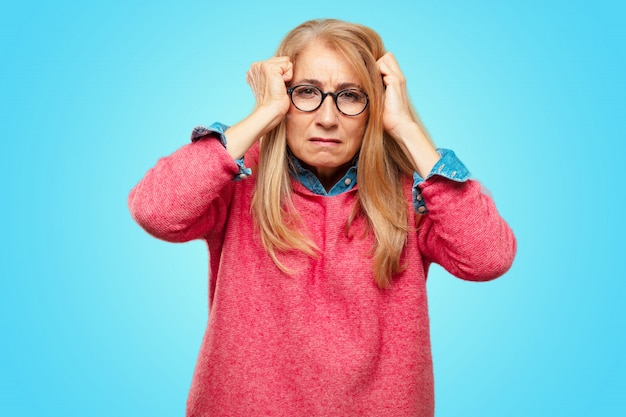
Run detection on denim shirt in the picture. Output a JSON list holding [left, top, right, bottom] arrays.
[[191, 122, 470, 213]]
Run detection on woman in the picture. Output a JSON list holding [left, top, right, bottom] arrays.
[[129, 18, 516, 417]]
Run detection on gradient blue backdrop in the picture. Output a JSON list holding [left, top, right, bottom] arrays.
[[2, 0, 624, 415]]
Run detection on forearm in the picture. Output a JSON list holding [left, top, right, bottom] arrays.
[[226, 55, 292, 159], [224, 105, 285, 160], [390, 121, 441, 179]]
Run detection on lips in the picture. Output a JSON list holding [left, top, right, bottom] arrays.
[[310, 137, 341, 144]]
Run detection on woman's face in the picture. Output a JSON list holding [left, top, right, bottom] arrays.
[[286, 42, 368, 183]]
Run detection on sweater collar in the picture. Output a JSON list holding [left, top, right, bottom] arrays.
[[287, 149, 358, 196]]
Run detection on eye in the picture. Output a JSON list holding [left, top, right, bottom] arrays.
[[293, 85, 321, 99], [339, 89, 367, 103]]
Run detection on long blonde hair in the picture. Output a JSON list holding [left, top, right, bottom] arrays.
[[252, 19, 428, 288]]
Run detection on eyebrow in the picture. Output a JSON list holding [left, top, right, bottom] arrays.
[[294, 79, 362, 91]]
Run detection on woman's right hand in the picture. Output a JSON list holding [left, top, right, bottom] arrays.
[[246, 56, 293, 128], [223, 57, 293, 159]]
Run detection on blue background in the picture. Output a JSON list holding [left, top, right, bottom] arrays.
[[1, 0, 624, 415]]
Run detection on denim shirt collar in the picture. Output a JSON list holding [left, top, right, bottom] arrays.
[[287, 149, 358, 196]]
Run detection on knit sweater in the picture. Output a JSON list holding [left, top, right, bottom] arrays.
[[128, 138, 516, 417]]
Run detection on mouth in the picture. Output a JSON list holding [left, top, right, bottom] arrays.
[[310, 137, 341, 145]]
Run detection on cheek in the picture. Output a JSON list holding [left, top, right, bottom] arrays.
[[349, 118, 368, 142], [285, 112, 307, 137]]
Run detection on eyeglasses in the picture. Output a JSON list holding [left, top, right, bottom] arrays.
[[286, 84, 369, 116]]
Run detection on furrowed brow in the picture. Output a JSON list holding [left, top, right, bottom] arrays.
[[295, 79, 323, 87], [336, 82, 361, 90], [293, 79, 362, 91]]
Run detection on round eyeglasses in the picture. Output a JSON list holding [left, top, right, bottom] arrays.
[[287, 84, 369, 116]]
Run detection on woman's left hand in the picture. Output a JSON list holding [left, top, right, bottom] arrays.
[[377, 52, 417, 141], [377, 52, 440, 178]]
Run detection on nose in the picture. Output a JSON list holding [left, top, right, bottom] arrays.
[[315, 94, 339, 127]]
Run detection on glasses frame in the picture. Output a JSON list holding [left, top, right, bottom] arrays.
[[286, 84, 369, 116]]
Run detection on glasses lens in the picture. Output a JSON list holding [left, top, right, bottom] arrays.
[[289, 85, 369, 116], [337, 89, 368, 116], [291, 86, 322, 112]]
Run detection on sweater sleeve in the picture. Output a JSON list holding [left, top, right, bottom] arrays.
[[128, 138, 241, 243], [417, 177, 517, 281]]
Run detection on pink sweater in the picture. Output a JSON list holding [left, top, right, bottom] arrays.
[[128, 138, 516, 417]]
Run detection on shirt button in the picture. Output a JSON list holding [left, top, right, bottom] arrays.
[[238, 173, 248, 179], [417, 206, 427, 213], [416, 193, 423, 201], [344, 178, 352, 186]]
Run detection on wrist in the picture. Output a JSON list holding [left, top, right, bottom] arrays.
[[387, 120, 422, 144], [224, 106, 287, 160], [387, 121, 439, 178], [253, 103, 288, 135]]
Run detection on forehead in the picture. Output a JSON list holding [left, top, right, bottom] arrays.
[[293, 42, 361, 88]]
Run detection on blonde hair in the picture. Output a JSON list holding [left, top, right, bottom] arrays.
[[252, 19, 429, 288]]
